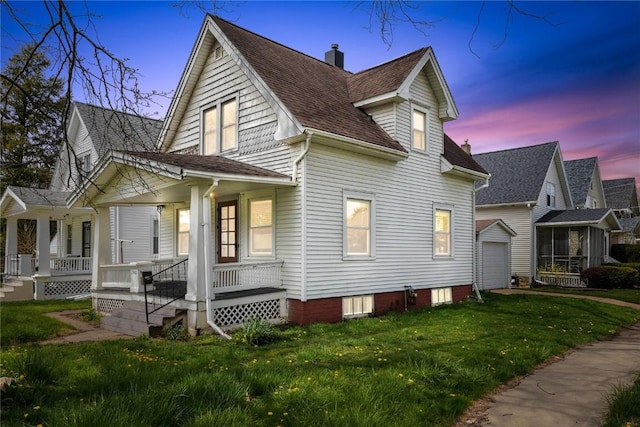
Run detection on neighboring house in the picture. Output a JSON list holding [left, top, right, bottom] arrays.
[[564, 157, 606, 210], [473, 141, 620, 286], [604, 178, 640, 244], [68, 15, 488, 334], [0, 102, 161, 300], [475, 219, 516, 290]]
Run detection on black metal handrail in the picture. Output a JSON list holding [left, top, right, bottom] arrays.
[[143, 258, 188, 323]]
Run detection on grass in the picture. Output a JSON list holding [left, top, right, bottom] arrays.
[[602, 374, 640, 427], [0, 293, 638, 427], [530, 288, 640, 304], [0, 299, 91, 346]]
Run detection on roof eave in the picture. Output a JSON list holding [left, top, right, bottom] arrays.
[[476, 201, 538, 209], [182, 169, 295, 186], [300, 128, 409, 161], [440, 157, 489, 180], [353, 92, 407, 108]]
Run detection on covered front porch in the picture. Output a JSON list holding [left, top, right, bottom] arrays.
[[71, 150, 296, 333], [1, 186, 95, 300], [535, 209, 621, 287]]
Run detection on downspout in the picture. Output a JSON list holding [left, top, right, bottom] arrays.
[[202, 179, 231, 339], [292, 132, 312, 183], [472, 175, 491, 301], [296, 133, 312, 303]]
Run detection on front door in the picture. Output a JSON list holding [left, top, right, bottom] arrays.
[[217, 201, 238, 263], [82, 221, 91, 258]]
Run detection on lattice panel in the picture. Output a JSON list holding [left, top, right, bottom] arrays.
[[214, 299, 281, 327], [95, 297, 124, 314], [44, 280, 91, 297]]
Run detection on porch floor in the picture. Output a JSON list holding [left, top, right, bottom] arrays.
[[214, 287, 283, 300]]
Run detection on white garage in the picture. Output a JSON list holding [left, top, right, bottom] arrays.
[[476, 219, 516, 290]]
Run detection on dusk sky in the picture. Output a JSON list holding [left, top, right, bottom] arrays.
[[2, 1, 639, 194]]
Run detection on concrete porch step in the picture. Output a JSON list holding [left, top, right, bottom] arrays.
[[0, 279, 34, 301], [100, 301, 185, 337]]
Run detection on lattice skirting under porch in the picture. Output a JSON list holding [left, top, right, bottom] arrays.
[[95, 297, 125, 313], [213, 298, 282, 327], [44, 280, 91, 298]]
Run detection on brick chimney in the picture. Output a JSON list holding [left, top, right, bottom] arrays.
[[325, 44, 344, 69], [461, 139, 471, 155]]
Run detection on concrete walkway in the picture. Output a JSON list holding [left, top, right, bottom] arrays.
[[41, 310, 132, 344], [468, 289, 640, 426]]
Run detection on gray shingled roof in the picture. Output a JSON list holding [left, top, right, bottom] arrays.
[[123, 151, 289, 178], [473, 142, 559, 206], [618, 216, 640, 234], [536, 208, 612, 224], [603, 178, 638, 209], [212, 16, 407, 153], [74, 102, 162, 156], [6, 185, 70, 207], [564, 157, 596, 207]]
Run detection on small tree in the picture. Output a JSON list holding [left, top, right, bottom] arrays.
[[1, 43, 66, 192]]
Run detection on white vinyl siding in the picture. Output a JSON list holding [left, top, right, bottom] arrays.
[[114, 206, 158, 263], [167, 41, 292, 175], [303, 140, 474, 300]]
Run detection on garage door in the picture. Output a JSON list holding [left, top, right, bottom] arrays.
[[482, 242, 508, 289]]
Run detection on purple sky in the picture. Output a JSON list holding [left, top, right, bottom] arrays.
[[3, 1, 639, 195]]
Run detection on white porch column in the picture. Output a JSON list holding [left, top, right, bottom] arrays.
[[35, 213, 51, 276], [4, 217, 18, 272], [91, 207, 111, 290], [186, 184, 206, 301]]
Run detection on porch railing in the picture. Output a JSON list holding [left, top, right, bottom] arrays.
[[144, 258, 189, 322], [536, 272, 585, 288], [2, 255, 92, 277], [212, 260, 284, 294], [50, 257, 92, 274]]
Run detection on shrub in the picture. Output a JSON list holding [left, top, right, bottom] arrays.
[[582, 266, 640, 289], [163, 320, 190, 341], [242, 317, 277, 346], [611, 244, 640, 263]]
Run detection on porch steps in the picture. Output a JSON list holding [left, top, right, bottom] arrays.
[[0, 278, 34, 301], [100, 301, 185, 337]]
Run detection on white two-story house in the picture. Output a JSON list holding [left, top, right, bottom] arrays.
[[69, 15, 488, 335]]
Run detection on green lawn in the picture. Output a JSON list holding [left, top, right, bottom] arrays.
[[529, 288, 640, 304], [602, 374, 640, 427], [0, 293, 638, 427], [0, 299, 91, 346]]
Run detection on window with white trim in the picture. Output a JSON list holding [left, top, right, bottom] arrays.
[[431, 287, 452, 306], [152, 218, 159, 255], [177, 209, 190, 256], [412, 108, 427, 151], [203, 98, 237, 154], [546, 182, 556, 208], [249, 198, 273, 256], [343, 295, 374, 318], [434, 208, 451, 256], [344, 193, 375, 259], [66, 224, 73, 255]]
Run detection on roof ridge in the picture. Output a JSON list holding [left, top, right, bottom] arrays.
[[474, 140, 558, 156], [74, 101, 163, 123], [350, 47, 430, 76], [210, 14, 352, 75]]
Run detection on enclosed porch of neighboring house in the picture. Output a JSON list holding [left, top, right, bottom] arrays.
[[0, 186, 95, 301], [72, 151, 297, 336], [535, 208, 621, 287]]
